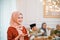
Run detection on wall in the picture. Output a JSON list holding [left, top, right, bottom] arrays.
[[16, 0, 60, 28], [0, 0, 16, 40]]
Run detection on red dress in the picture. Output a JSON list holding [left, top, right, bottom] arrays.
[[7, 26, 29, 40]]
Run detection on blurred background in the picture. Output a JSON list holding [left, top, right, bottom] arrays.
[[0, 0, 60, 40]]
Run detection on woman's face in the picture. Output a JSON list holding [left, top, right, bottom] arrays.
[[43, 24, 47, 29], [17, 14, 23, 25]]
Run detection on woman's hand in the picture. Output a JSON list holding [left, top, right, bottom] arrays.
[[21, 33, 28, 37], [47, 27, 52, 30]]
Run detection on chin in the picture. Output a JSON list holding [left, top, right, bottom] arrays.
[[18, 22, 22, 25]]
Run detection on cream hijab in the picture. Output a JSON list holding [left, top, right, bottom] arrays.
[[10, 11, 23, 28]]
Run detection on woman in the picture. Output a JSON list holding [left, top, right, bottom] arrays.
[[41, 23, 47, 36], [40, 22, 51, 36], [7, 11, 29, 40]]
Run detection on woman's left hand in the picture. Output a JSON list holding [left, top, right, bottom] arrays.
[[21, 33, 28, 37]]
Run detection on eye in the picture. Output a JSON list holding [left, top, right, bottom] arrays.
[[18, 17, 23, 19], [21, 17, 23, 19], [18, 17, 20, 19]]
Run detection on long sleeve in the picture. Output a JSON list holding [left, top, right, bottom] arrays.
[[7, 27, 18, 40], [7, 29, 15, 40], [22, 26, 29, 40]]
